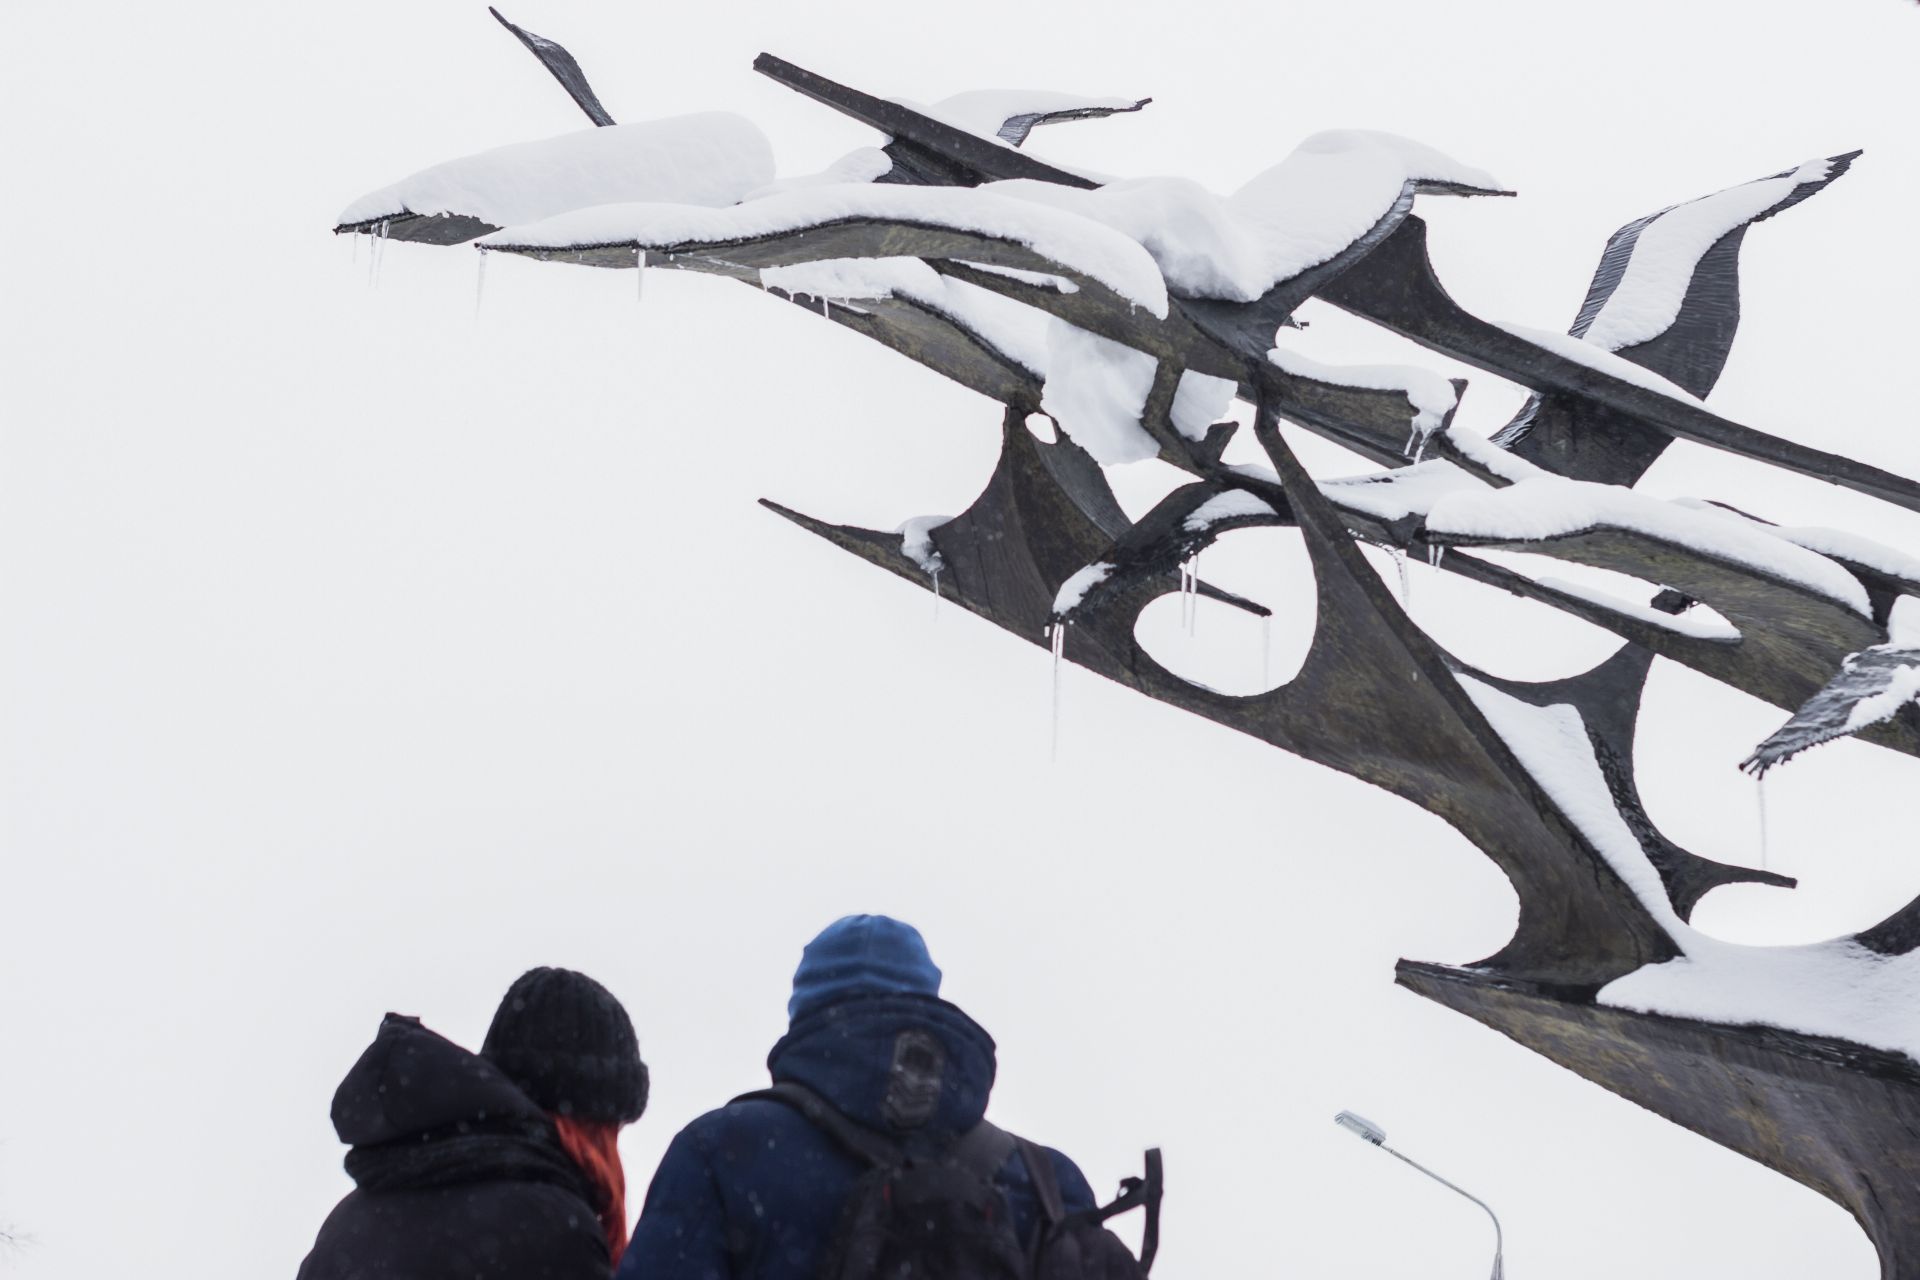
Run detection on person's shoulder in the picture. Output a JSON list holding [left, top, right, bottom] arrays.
[[301, 1179, 607, 1279], [1034, 1142, 1097, 1203], [1003, 1137, 1099, 1212], [669, 1094, 818, 1152]]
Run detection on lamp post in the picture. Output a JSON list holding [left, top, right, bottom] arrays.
[[1334, 1110, 1505, 1280]]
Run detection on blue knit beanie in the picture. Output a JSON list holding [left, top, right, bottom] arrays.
[[788, 915, 943, 1021]]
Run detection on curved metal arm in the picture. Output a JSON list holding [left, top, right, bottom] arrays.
[[1381, 1145, 1505, 1280]]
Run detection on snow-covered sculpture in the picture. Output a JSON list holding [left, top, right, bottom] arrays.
[[338, 15, 1920, 1276]]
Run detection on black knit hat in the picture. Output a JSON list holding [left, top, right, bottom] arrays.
[[481, 967, 648, 1124]]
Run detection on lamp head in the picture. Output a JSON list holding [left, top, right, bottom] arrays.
[[1334, 1110, 1387, 1145]]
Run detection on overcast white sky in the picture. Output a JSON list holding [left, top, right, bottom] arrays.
[[4, 1, 1919, 1277]]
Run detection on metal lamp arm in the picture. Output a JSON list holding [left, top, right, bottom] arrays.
[[1381, 1145, 1505, 1280]]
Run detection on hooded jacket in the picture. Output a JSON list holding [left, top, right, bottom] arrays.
[[298, 1014, 612, 1280], [617, 994, 1095, 1280]]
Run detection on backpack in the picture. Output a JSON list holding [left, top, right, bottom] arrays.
[[736, 1082, 1161, 1280]]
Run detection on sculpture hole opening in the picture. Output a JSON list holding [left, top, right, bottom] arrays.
[[1640, 659, 1920, 945], [1107, 460, 1208, 523], [1024, 412, 1057, 443], [1131, 528, 1315, 695]]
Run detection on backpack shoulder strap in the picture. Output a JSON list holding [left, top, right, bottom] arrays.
[[1012, 1136, 1068, 1228], [949, 1117, 1019, 1180], [1007, 1139, 1165, 1276], [731, 1082, 901, 1168]]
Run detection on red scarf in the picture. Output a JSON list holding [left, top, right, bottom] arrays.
[[551, 1115, 629, 1262]]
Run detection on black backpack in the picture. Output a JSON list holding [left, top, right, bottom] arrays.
[[737, 1082, 1161, 1280]]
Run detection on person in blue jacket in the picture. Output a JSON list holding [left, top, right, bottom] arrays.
[[618, 914, 1097, 1280]]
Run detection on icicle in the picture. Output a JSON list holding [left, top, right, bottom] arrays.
[[1756, 774, 1771, 871], [351, 232, 360, 266], [1426, 543, 1446, 569], [635, 247, 645, 302], [930, 568, 942, 620], [1404, 424, 1420, 458], [367, 219, 390, 288], [1182, 552, 1198, 637], [1180, 553, 1201, 636], [1413, 432, 1429, 464], [474, 250, 488, 318], [1050, 623, 1067, 762], [1392, 548, 1411, 604], [823, 297, 832, 321]]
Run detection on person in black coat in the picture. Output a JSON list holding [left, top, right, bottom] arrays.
[[299, 967, 649, 1280]]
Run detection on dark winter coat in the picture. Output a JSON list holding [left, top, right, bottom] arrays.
[[617, 994, 1096, 1280], [298, 1013, 612, 1280]]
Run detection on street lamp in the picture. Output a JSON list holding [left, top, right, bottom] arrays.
[[1333, 1110, 1505, 1280]]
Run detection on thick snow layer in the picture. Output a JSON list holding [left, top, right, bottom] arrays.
[[1320, 459, 1488, 522], [1461, 675, 1920, 1062], [1461, 677, 1676, 913], [989, 175, 1271, 301], [1584, 159, 1835, 351], [1893, 596, 1920, 646], [1184, 490, 1278, 532], [1267, 345, 1458, 449], [1226, 131, 1503, 292], [1040, 325, 1159, 464], [760, 256, 922, 301], [986, 130, 1500, 302], [897, 515, 951, 575], [1495, 322, 1705, 403], [1531, 576, 1741, 641], [1440, 422, 1546, 485], [1425, 477, 1872, 616], [1313, 426, 1853, 634], [480, 183, 1172, 317], [1842, 657, 1920, 733], [1053, 561, 1115, 615], [757, 257, 1054, 377], [744, 147, 893, 200], [1776, 524, 1920, 587], [1316, 457, 1740, 640], [930, 279, 1056, 376], [959, 262, 1080, 293], [1038, 322, 1237, 461], [1668, 499, 1920, 596], [1171, 370, 1238, 442], [337, 114, 776, 230], [1603, 940, 1920, 1062]]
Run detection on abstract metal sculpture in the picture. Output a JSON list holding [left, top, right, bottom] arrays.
[[337, 16, 1920, 1276]]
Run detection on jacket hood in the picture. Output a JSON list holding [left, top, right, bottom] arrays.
[[331, 1013, 548, 1147], [767, 994, 997, 1143]]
